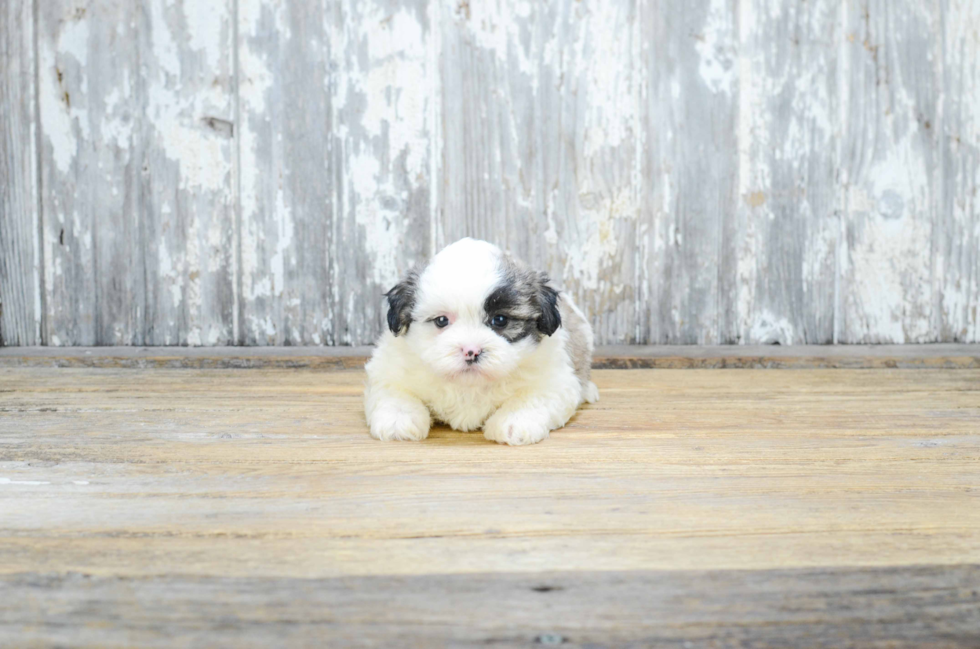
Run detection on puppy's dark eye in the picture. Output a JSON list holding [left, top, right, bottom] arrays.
[[433, 316, 450, 328], [491, 314, 508, 328]]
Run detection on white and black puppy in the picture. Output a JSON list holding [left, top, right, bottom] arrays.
[[364, 238, 599, 446]]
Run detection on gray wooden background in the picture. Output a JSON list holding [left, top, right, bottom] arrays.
[[2, 0, 979, 347]]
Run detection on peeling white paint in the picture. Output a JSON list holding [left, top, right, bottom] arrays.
[[99, 85, 136, 148], [563, 188, 636, 293], [455, 0, 536, 81], [145, 1, 231, 194], [749, 309, 796, 345], [350, 151, 402, 287], [184, 2, 226, 68], [734, 0, 840, 344], [269, 189, 294, 297], [696, 0, 736, 96], [578, 4, 635, 159], [237, 6, 275, 224], [38, 24, 88, 176]]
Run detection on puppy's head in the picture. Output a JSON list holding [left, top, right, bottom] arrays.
[[385, 238, 561, 382]]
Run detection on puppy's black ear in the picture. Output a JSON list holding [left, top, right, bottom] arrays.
[[385, 270, 419, 336], [535, 274, 562, 336]]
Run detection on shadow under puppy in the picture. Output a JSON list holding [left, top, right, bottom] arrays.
[[364, 238, 599, 446]]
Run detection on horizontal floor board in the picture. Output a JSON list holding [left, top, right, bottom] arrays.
[[2, 566, 979, 648]]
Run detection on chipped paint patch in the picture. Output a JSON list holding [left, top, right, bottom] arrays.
[[184, 2, 226, 68], [236, 29, 274, 224], [749, 309, 796, 345], [145, 1, 233, 193], [563, 188, 637, 293], [349, 151, 403, 287], [455, 0, 536, 81], [577, 3, 636, 158], [695, 0, 736, 96], [38, 17, 89, 175], [269, 190, 294, 298]]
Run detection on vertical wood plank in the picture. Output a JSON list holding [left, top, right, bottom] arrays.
[[939, 0, 980, 343], [439, 0, 639, 343], [140, 1, 236, 345], [838, 0, 942, 343], [238, 0, 335, 345], [37, 1, 143, 345], [734, 0, 840, 344], [332, 0, 433, 344], [637, 0, 739, 344], [0, 0, 40, 346]]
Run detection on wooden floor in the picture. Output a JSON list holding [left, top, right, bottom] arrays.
[[1, 362, 979, 647]]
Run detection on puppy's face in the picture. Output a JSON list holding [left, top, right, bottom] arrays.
[[385, 239, 561, 383]]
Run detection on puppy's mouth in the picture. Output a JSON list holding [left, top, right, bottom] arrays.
[[451, 362, 493, 380]]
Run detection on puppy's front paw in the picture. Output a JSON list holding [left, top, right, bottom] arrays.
[[369, 402, 431, 442], [483, 412, 550, 446], [583, 381, 600, 404]]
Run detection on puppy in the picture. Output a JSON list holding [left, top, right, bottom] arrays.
[[364, 238, 599, 446]]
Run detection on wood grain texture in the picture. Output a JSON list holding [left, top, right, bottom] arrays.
[[5, 0, 980, 346], [639, 0, 739, 345], [940, 0, 980, 343], [838, 0, 942, 343], [237, 0, 337, 345], [36, 0, 143, 345], [0, 366, 978, 645], [140, 1, 237, 346], [0, 0, 40, 346], [735, 0, 839, 344], [3, 567, 979, 648]]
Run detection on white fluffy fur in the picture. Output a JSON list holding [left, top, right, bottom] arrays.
[[364, 238, 598, 446]]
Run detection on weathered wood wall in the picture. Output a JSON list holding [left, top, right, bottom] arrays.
[[1, 0, 978, 346]]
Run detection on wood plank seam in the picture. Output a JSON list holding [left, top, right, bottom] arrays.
[[0, 344, 977, 370]]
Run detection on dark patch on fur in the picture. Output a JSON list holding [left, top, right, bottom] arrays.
[[536, 282, 561, 336], [483, 257, 562, 343], [484, 284, 535, 343], [385, 270, 419, 336]]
